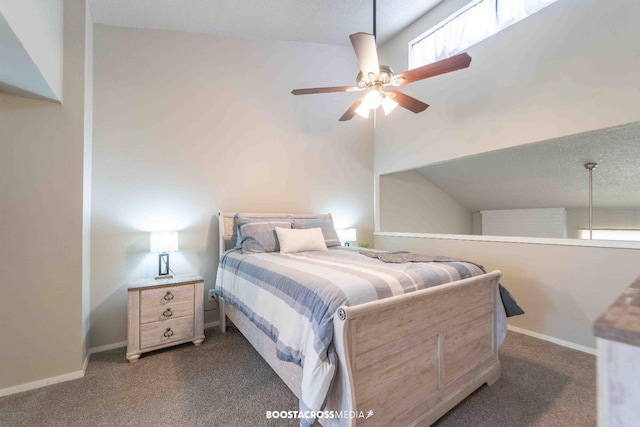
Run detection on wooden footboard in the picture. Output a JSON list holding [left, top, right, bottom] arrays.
[[332, 270, 502, 426], [220, 270, 502, 427]]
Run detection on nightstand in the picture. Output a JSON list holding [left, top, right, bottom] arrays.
[[126, 275, 205, 362]]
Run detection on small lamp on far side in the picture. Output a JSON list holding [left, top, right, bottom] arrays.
[[150, 231, 178, 279], [337, 228, 357, 247]]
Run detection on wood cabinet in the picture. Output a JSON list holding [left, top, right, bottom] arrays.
[[594, 276, 640, 426], [126, 275, 205, 362]]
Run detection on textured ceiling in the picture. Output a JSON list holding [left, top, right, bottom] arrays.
[[415, 121, 640, 211], [88, 0, 444, 45]]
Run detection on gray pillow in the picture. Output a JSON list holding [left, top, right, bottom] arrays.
[[236, 217, 292, 254], [292, 217, 341, 247], [233, 214, 292, 249]]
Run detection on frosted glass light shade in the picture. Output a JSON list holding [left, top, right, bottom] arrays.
[[381, 96, 399, 115], [337, 228, 357, 243], [355, 102, 370, 118], [363, 89, 382, 109], [150, 231, 178, 253]]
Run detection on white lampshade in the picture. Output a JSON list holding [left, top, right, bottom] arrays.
[[150, 231, 178, 253], [337, 228, 357, 243]]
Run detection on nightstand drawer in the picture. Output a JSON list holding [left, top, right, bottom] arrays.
[[140, 284, 194, 311], [140, 301, 194, 324], [140, 315, 194, 349]]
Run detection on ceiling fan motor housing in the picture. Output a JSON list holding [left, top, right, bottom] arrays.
[[357, 65, 394, 88]]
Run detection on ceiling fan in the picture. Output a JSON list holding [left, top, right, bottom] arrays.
[[291, 2, 472, 122]]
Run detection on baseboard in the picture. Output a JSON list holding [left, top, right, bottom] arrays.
[[204, 320, 220, 330], [1, 319, 223, 397], [0, 366, 86, 398], [88, 340, 127, 356], [82, 351, 90, 373], [0, 341, 114, 398], [507, 325, 597, 355]]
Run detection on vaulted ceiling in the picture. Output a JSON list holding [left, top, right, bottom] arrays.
[[88, 0, 444, 45]]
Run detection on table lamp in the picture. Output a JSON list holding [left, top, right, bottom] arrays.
[[337, 228, 357, 246], [150, 231, 178, 279]]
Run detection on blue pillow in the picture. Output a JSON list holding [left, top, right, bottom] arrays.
[[233, 214, 292, 249], [237, 218, 292, 254], [292, 217, 341, 247]]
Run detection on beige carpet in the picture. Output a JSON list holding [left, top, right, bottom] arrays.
[[0, 328, 595, 426]]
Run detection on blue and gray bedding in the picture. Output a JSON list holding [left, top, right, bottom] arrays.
[[215, 247, 508, 425], [360, 251, 524, 317]]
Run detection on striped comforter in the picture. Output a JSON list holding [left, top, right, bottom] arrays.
[[215, 247, 506, 424]]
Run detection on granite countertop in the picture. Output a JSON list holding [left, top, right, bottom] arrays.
[[594, 276, 640, 347]]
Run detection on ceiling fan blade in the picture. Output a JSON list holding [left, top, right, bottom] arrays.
[[291, 86, 361, 95], [392, 53, 472, 86], [339, 98, 364, 121], [349, 32, 380, 79], [387, 90, 429, 113]]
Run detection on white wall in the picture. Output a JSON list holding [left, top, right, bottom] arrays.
[[82, 2, 93, 362], [375, 0, 640, 174], [375, 234, 640, 349], [0, 0, 90, 391], [472, 211, 482, 234], [481, 208, 567, 238], [90, 25, 374, 348], [0, 0, 63, 100], [380, 170, 472, 234]]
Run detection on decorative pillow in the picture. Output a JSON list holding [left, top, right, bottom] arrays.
[[233, 214, 292, 249], [239, 221, 292, 254], [275, 227, 328, 254], [292, 216, 341, 247]]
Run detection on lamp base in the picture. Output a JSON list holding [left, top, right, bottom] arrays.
[[157, 253, 171, 278], [155, 274, 174, 280]]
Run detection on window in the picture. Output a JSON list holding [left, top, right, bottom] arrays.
[[409, 0, 558, 69], [578, 229, 640, 242]]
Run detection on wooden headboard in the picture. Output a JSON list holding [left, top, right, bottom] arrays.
[[218, 211, 334, 256]]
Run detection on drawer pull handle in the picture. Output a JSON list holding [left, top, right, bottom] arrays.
[[163, 308, 173, 318], [163, 291, 174, 301], [163, 328, 174, 338]]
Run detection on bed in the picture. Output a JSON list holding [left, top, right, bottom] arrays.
[[215, 212, 506, 426]]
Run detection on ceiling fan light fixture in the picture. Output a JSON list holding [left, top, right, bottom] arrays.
[[289, 0, 472, 121], [355, 102, 370, 118], [381, 95, 399, 115], [363, 89, 383, 109]]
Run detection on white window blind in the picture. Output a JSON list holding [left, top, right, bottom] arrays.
[[497, 0, 558, 27], [409, 0, 558, 69]]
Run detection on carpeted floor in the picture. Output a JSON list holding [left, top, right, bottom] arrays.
[[0, 328, 595, 427]]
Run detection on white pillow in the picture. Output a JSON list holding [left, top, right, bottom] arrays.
[[275, 227, 328, 254]]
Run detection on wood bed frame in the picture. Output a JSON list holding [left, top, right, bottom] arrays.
[[217, 211, 502, 426]]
